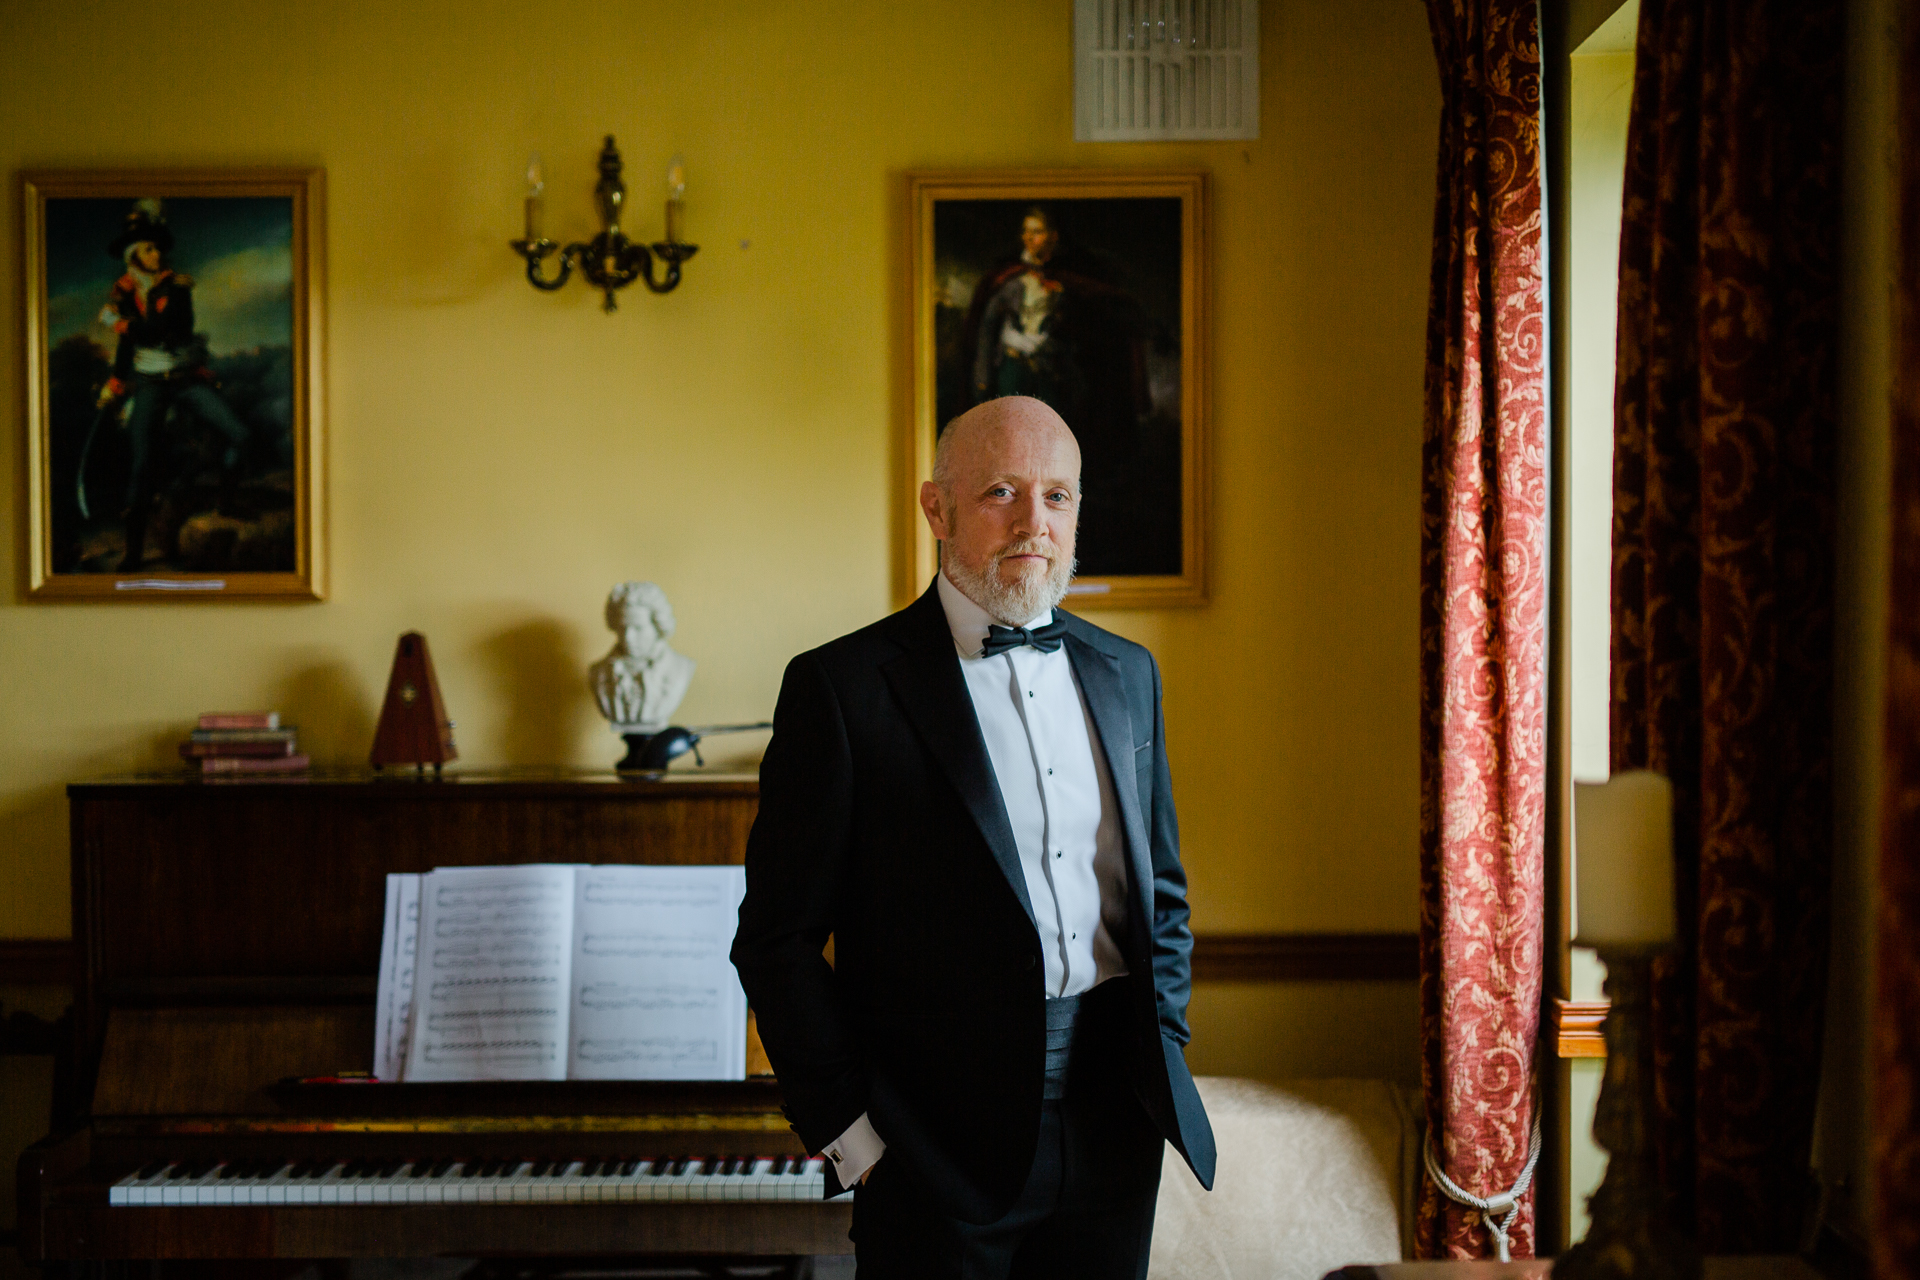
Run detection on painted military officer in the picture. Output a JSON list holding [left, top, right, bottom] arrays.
[[92, 200, 251, 571]]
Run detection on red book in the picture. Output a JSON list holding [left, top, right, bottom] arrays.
[[198, 712, 280, 730], [180, 740, 297, 759], [201, 754, 310, 774]]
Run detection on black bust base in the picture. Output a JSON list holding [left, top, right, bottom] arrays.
[[615, 732, 657, 773]]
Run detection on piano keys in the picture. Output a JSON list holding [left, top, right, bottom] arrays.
[[109, 1155, 830, 1205], [20, 773, 854, 1264]]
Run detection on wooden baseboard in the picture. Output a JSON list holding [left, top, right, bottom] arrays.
[[1551, 998, 1608, 1057], [1189, 932, 1419, 982], [0, 939, 74, 987], [2, 933, 1422, 988]]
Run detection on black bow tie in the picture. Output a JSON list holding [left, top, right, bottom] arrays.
[[980, 618, 1069, 658]]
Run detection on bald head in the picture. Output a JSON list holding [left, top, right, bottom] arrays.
[[932, 396, 1081, 499], [922, 397, 1082, 625]]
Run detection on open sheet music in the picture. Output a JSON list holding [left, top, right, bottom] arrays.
[[373, 864, 748, 1082]]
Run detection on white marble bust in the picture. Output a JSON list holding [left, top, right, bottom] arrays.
[[588, 582, 696, 735]]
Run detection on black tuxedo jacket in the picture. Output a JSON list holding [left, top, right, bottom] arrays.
[[730, 583, 1216, 1224]]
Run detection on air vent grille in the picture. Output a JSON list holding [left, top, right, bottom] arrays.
[[1074, 0, 1260, 141]]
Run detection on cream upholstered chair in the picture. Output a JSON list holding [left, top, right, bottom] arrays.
[[1148, 1077, 1422, 1280]]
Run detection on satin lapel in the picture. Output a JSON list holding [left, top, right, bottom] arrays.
[[1063, 633, 1156, 963], [879, 590, 1036, 928]]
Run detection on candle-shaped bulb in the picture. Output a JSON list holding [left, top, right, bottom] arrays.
[[664, 154, 686, 244], [1574, 770, 1678, 947], [523, 153, 545, 243]]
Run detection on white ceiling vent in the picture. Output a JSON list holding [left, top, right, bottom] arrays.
[[1074, 0, 1260, 142]]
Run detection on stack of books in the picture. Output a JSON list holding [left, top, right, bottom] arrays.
[[180, 712, 309, 775]]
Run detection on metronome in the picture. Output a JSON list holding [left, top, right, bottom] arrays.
[[369, 631, 457, 773]]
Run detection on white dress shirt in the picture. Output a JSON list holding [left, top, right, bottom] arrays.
[[821, 571, 1131, 1188]]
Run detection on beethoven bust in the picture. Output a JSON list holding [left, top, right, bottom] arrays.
[[588, 582, 696, 734]]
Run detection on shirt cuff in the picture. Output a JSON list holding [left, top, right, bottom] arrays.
[[823, 1111, 885, 1186]]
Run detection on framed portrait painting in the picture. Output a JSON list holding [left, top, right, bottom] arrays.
[[903, 170, 1209, 609], [22, 169, 325, 599]]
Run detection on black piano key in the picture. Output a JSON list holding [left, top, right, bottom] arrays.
[[768, 1154, 786, 1175], [619, 1158, 642, 1177], [308, 1160, 340, 1179], [184, 1158, 220, 1180], [459, 1160, 483, 1179], [670, 1156, 691, 1176], [643, 1156, 666, 1176], [548, 1161, 570, 1177], [496, 1159, 522, 1178], [528, 1159, 551, 1177], [403, 1159, 429, 1178], [218, 1161, 244, 1180], [136, 1159, 170, 1179], [339, 1159, 365, 1179]]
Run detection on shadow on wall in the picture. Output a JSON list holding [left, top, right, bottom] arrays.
[[274, 658, 379, 768], [0, 731, 198, 934], [479, 617, 593, 765]]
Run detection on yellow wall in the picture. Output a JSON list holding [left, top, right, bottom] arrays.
[[0, 0, 1438, 1037]]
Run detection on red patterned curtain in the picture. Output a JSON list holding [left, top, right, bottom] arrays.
[[1609, 0, 1841, 1253], [1877, 0, 1920, 1272], [1416, 0, 1547, 1259]]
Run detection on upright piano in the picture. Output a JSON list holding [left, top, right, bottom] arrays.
[[16, 772, 853, 1266]]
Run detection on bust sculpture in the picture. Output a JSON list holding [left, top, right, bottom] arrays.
[[588, 582, 696, 735]]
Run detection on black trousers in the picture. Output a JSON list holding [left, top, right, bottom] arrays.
[[849, 979, 1165, 1280]]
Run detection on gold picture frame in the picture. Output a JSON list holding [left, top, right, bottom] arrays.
[[902, 169, 1209, 610], [22, 168, 326, 600]]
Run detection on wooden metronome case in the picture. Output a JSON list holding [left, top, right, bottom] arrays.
[[369, 631, 457, 771]]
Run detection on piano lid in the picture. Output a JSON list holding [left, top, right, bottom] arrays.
[[92, 1007, 790, 1135]]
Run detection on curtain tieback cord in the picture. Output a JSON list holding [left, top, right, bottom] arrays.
[[1421, 1101, 1544, 1263]]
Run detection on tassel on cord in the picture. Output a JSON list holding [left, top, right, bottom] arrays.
[[1422, 1103, 1544, 1262]]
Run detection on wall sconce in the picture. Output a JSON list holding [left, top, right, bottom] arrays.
[[509, 136, 698, 312]]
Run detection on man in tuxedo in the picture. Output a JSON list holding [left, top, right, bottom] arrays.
[[730, 395, 1214, 1277]]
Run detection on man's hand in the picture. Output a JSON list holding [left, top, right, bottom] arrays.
[[95, 379, 124, 409]]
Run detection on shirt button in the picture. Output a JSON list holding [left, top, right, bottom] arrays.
[[1055, 851, 1062, 859], [1028, 690, 1035, 698], [1047, 768, 1053, 775]]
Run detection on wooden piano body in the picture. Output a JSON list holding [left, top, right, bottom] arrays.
[[17, 772, 853, 1263]]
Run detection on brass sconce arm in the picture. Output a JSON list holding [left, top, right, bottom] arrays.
[[511, 238, 573, 291]]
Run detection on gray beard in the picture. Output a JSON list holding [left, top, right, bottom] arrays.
[[944, 546, 1076, 627]]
